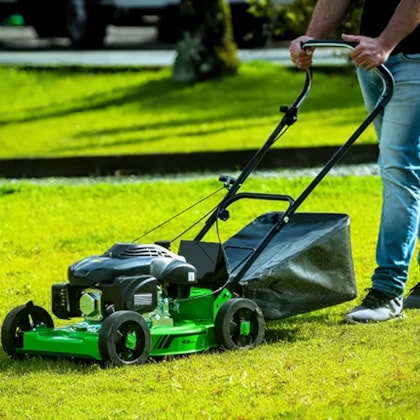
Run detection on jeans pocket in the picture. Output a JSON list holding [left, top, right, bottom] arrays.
[[402, 53, 420, 63]]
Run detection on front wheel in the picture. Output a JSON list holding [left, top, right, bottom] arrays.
[[1, 302, 54, 357], [98, 311, 151, 367], [214, 298, 265, 350]]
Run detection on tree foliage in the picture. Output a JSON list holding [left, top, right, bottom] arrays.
[[247, 0, 364, 41], [172, 0, 239, 84]]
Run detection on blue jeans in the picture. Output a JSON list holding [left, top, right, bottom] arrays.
[[357, 53, 420, 297]]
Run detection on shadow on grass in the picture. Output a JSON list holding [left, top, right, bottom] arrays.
[[58, 106, 369, 155], [0, 310, 345, 374], [48, 117, 276, 154], [0, 66, 361, 129], [264, 310, 344, 344]]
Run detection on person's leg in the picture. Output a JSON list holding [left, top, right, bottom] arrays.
[[404, 195, 420, 308], [346, 54, 420, 322], [373, 54, 420, 297]]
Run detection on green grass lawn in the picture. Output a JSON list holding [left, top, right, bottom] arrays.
[[0, 62, 377, 158], [0, 175, 419, 419]]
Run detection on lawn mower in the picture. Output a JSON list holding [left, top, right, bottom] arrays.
[[1, 41, 394, 366]]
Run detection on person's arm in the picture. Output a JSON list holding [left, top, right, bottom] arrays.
[[379, 0, 420, 49], [289, 0, 352, 68], [343, 0, 420, 69], [305, 0, 352, 38]]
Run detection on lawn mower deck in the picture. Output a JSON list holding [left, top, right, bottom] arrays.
[[10, 287, 231, 363]]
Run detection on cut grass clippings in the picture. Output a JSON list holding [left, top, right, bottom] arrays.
[[0, 175, 419, 419], [0, 62, 377, 159]]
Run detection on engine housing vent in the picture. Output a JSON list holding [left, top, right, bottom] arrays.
[[103, 242, 184, 260]]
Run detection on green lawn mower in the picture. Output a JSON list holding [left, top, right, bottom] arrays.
[[1, 42, 394, 367]]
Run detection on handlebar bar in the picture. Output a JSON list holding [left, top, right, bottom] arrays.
[[301, 40, 394, 108]]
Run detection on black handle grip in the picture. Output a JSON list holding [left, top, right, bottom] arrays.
[[301, 39, 358, 49], [300, 39, 394, 107]]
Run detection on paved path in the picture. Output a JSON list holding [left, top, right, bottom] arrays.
[[0, 48, 350, 67]]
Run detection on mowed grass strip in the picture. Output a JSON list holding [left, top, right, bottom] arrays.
[[0, 63, 377, 158], [0, 175, 419, 419]]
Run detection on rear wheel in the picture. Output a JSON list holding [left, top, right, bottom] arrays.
[[65, 0, 107, 49], [1, 302, 54, 357], [214, 298, 265, 350], [99, 311, 151, 367]]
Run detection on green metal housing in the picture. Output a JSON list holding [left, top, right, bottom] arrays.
[[15, 288, 232, 361]]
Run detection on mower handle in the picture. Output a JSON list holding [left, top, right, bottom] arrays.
[[222, 40, 395, 290], [195, 40, 394, 248], [301, 39, 394, 107]]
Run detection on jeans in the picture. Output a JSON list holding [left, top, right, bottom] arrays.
[[356, 53, 420, 297]]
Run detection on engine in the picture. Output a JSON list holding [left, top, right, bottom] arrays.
[[51, 242, 197, 322]]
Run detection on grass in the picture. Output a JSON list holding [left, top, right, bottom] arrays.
[[0, 62, 377, 158], [0, 175, 419, 419]]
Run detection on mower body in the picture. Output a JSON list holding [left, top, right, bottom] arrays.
[[17, 286, 229, 361], [2, 211, 357, 366], [2, 241, 265, 366]]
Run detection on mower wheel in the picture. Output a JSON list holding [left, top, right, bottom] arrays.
[[65, 0, 107, 49], [214, 298, 265, 350], [1, 301, 54, 357], [98, 311, 151, 367]]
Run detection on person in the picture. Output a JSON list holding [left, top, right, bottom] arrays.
[[289, 0, 420, 322]]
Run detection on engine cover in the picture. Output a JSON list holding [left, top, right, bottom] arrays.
[[68, 242, 184, 286]]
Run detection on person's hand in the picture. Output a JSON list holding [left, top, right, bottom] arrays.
[[289, 36, 315, 69], [342, 34, 392, 70]]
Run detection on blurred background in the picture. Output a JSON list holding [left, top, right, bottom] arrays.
[[0, 0, 362, 51]]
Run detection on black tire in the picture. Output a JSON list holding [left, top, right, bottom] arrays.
[[1, 302, 54, 357], [65, 0, 107, 49], [98, 311, 151, 367], [214, 298, 265, 350], [157, 6, 181, 44]]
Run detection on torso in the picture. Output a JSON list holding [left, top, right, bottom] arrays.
[[361, 0, 420, 53]]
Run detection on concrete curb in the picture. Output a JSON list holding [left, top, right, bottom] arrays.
[[0, 144, 378, 179]]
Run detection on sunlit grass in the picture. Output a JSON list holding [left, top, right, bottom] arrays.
[[0, 175, 419, 419], [0, 63, 376, 158]]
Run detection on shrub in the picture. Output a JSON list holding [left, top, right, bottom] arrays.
[[247, 0, 364, 41]]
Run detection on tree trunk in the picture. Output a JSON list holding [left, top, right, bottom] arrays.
[[172, 0, 239, 84]]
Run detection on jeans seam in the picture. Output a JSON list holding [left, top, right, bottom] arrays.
[[401, 53, 420, 63]]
